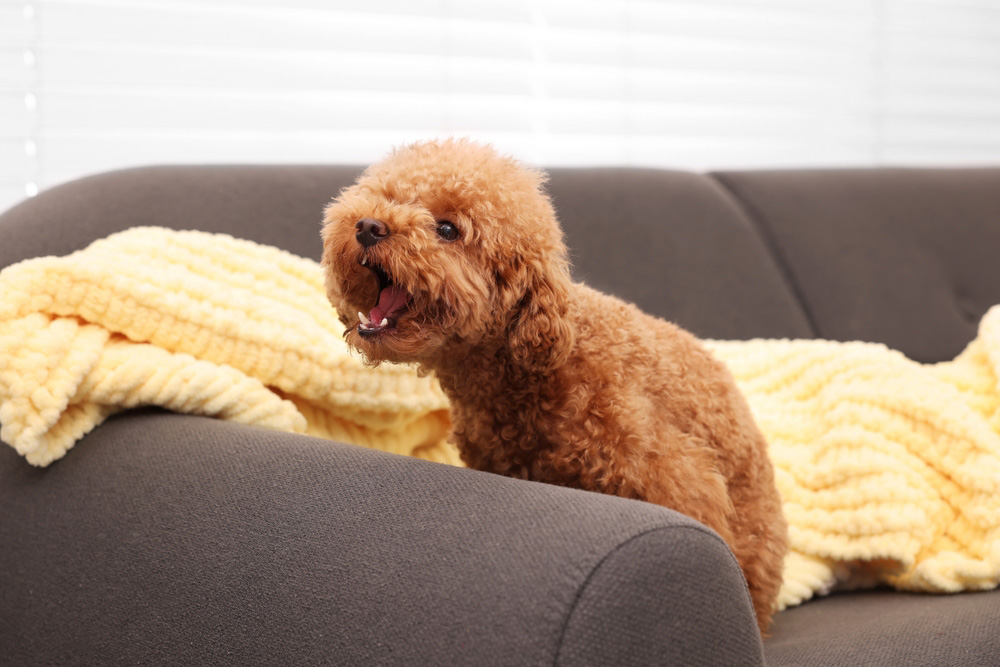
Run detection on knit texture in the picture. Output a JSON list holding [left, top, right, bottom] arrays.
[[2, 227, 998, 611], [0, 227, 456, 467], [707, 313, 1000, 609]]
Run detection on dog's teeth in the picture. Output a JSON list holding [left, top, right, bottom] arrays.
[[358, 311, 370, 326], [361, 257, 367, 266], [380, 318, 388, 327]]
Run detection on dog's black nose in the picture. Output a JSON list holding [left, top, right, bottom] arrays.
[[355, 218, 389, 247]]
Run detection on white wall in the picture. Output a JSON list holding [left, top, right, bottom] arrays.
[[3, 0, 1000, 213]]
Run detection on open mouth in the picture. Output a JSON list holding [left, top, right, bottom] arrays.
[[356, 255, 409, 337]]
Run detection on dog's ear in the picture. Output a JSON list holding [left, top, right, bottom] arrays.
[[507, 258, 576, 372]]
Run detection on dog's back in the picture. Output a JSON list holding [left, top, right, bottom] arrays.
[[546, 282, 788, 633]]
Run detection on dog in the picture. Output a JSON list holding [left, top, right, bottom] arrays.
[[321, 138, 787, 633]]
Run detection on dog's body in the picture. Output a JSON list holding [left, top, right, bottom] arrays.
[[321, 139, 787, 633]]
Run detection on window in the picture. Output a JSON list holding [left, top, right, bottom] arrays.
[[2, 0, 999, 213]]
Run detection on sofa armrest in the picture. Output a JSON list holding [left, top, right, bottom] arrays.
[[556, 525, 762, 666], [1, 409, 763, 666]]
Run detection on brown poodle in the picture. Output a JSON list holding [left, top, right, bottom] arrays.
[[320, 138, 787, 633]]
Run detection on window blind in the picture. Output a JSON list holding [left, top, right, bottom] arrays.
[[2, 0, 999, 214], [879, 0, 1000, 163]]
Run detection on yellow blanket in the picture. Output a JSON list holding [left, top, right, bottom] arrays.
[[707, 322, 1000, 609], [0, 227, 457, 467], [2, 226, 998, 610]]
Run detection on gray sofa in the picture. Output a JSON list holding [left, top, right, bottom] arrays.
[[2, 164, 999, 666]]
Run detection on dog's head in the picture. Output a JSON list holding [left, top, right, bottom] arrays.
[[321, 138, 575, 370]]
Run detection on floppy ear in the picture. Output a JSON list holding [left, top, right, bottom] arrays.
[[508, 258, 576, 372]]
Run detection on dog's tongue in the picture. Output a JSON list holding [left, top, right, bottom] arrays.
[[369, 284, 408, 324]]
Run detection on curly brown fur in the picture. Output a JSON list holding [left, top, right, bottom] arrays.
[[321, 138, 787, 633]]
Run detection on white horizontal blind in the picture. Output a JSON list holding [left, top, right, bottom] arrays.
[[1, 1, 39, 209], [538, 0, 880, 167], [879, 0, 1000, 163], [1, 0, 1000, 214]]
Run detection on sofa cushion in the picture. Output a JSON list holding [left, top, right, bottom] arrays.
[[713, 168, 1000, 362], [765, 588, 1000, 666]]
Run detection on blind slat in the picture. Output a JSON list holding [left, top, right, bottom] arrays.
[[2, 0, 999, 214]]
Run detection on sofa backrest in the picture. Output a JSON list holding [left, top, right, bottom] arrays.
[[715, 168, 1000, 362], [0, 165, 354, 271], [547, 168, 813, 342], [0, 164, 815, 342], [2, 164, 996, 362]]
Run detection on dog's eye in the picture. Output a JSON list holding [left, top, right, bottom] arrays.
[[436, 220, 460, 242]]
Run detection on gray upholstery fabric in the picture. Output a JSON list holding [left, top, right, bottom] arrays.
[[556, 526, 763, 667], [0, 164, 360, 269], [0, 410, 762, 667], [713, 168, 1000, 363], [765, 588, 1000, 666], [547, 168, 814, 341]]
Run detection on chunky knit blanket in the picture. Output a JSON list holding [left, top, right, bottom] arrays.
[[707, 318, 1000, 609], [0, 227, 457, 467], [2, 227, 998, 610]]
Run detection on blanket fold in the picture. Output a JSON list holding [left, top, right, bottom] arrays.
[[2, 226, 998, 610], [708, 313, 1000, 608], [0, 227, 457, 467]]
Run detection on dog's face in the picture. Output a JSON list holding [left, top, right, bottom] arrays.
[[321, 139, 574, 370]]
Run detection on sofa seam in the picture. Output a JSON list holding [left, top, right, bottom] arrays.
[[551, 522, 752, 667], [707, 173, 820, 337]]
